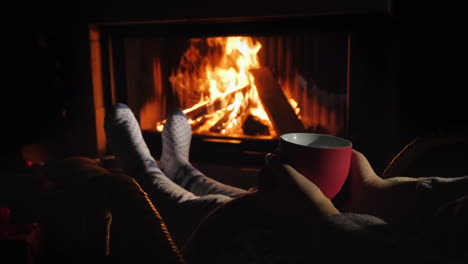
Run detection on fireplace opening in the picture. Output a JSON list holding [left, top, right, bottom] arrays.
[[122, 33, 348, 140], [90, 18, 352, 172]]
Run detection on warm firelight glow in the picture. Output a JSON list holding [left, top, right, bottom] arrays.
[[288, 98, 301, 118], [156, 36, 276, 137]]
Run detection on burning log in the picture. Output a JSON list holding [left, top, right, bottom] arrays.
[[251, 67, 305, 135], [242, 115, 270, 135], [209, 109, 235, 133], [184, 86, 249, 121]]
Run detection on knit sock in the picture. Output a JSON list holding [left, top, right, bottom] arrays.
[[159, 109, 191, 181], [160, 109, 247, 197], [104, 103, 198, 203]]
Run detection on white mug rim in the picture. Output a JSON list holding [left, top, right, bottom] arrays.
[[280, 132, 352, 149]]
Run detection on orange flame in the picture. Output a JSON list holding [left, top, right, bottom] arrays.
[[158, 36, 275, 137]]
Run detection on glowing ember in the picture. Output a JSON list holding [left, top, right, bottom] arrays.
[[156, 36, 275, 137]]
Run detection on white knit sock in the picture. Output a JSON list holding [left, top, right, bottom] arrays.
[[104, 103, 198, 202], [160, 109, 247, 197], [159, 109, 192, 180]]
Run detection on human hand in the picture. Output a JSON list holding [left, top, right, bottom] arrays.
[[339, 149, 386, 214], [257, 153, 339, 221], [341, 149, 421, 225]]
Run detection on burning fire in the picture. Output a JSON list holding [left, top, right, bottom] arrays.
[[156, 36, 276, 137]]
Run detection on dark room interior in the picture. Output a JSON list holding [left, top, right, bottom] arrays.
[[1, 0, 467, 263]]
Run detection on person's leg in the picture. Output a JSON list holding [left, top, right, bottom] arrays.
[[104, 103, 231, 246], [159, 109, 247, 198]]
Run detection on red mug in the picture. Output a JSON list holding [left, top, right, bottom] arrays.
[[278, 133, 352, 199]]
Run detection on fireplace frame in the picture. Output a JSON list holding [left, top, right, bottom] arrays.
[[86, 6, 400, 173]]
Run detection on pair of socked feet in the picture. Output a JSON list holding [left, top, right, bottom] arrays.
[[104, 103, 246, 205]]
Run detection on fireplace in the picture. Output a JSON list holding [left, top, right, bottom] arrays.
[[122, 33, 347, 132], [87, 6, 400, 181]]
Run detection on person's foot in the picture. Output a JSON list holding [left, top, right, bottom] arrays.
[[159, 109, 192, 179], [104, 103, 159, 175], [104, 103, 199, 202], [160, 109, 246, 197]]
